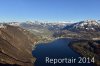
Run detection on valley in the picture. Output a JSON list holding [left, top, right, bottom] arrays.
[[0, 20, 100, 66]]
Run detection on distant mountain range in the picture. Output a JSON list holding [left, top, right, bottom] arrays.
[[1, 20, 100, 32], [20, 21, 69, 31], [51, 20, 100, 40], [63, 20, 100, 32]]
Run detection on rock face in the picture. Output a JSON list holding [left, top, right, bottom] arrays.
[[0, 24, 36, 66]]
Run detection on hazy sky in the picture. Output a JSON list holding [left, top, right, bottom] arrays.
[[0, 0, 100, 22]]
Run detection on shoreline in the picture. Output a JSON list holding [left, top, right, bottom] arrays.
[[32, 38, 98, 66], [68, 40, 98, 66]]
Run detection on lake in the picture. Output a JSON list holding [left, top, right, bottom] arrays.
[[32, 38, 95, 66]]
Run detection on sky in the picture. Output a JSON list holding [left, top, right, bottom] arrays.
[[0, 0, 100, 22]]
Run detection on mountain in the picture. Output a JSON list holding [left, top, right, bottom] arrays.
[[53, 20, 100, 40], [20, 22, 54, 38], [64, 20, 100, 32], [20, 21, 69, 40], [0, 24, 36, 66], [20, 21, 69, 30]]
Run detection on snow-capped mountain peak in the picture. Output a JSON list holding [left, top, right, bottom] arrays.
[[64, 20, 100, 31]]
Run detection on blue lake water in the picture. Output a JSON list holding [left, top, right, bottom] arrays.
[[32, 38, 95, 66]]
